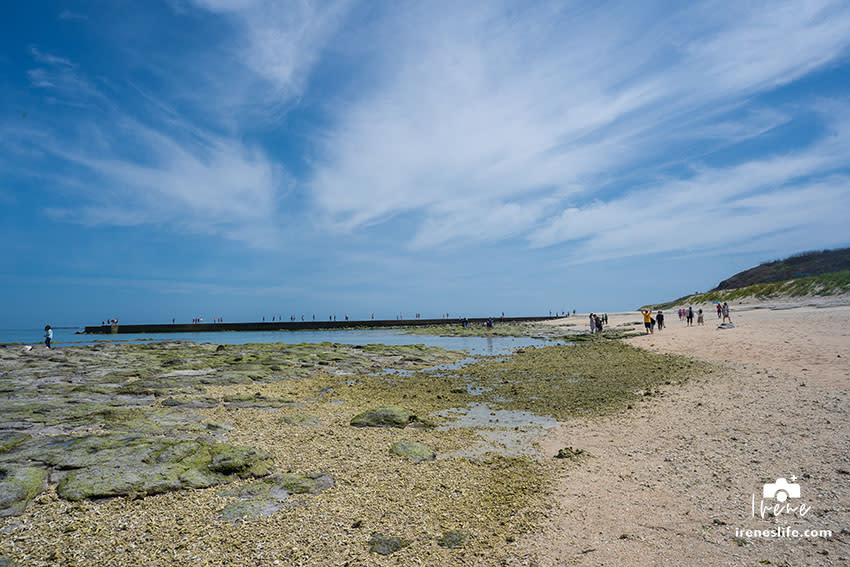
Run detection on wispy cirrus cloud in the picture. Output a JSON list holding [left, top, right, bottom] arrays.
[[186, 0, 351, 96], [529, 114, 850, 262], [309, 0, 850, 258], [13, 48, 287, 248], [43, 119, 284, 248]]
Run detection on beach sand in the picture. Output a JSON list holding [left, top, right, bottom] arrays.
[[518, 300, 850, 566]]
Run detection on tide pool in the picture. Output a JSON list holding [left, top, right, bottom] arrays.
[[0, 327, 556, 355]]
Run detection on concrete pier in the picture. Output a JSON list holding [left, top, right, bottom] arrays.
[[82, 316, 557, 334]]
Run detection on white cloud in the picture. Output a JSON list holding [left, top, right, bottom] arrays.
[[43, 119, 285, 248], [528, 113, 850, 262], [187, 0, 350, 96], [308, 0, 850, 258], [27, 47, 106, 107]]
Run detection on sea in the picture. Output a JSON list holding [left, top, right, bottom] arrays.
[[0, 327, 556, 356]]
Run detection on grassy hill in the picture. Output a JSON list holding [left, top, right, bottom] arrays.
[[642, 271, 850, 310], [714, 248, 850, 290]]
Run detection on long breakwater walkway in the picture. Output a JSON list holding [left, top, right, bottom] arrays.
[[83, 316, 557, 334]]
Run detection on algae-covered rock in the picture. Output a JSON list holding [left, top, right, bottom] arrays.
[[389, 440, 435, 462], [161, 396, 218, 408], [208, 445, 273, 477], [350, 407, 417, 428], [0, 433, 29, 454], [56, 463, 184, 501], [222, 393, 293, 409], [0, 466, 47, 517], [368, 533, 408, 555], [273, 472, 334, 494], [279, 414, 321, 426], [437, 531, 467, 549], [219, 499, 283, 521], [555, 446, 585, 459], [218, 473, 333, 521], [40, 435, 273, 501]]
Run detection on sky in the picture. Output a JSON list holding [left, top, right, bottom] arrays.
[[2, 0, 850, 327]]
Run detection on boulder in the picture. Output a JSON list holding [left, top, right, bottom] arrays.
[[389, 440, 435, 462], [368, 533, 408, 555], [218, 473, 333, 521], [350, 407, 417, 428], [31, 435, 274, 501], [0, 466, 47, 517], [437, 531, 467, 549]]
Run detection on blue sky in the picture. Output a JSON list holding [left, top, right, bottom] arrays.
[[2, 0, 850, 327]]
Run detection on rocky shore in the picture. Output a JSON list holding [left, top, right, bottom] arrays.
[[0, 336, 704, 566]]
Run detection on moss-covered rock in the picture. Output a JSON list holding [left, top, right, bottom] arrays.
[[218, 499, 283, 521], [208, 445, 273, 477], [0, 433, 29, 454], [218, 473, 333, 521], [389, 440, 435, 462], [222, 393, 294, 409], [368, 533, 408, 555], [0, 466, 47, 517], [42, 436, 273, 501], [279, 414, 321, 426], [350, 406, 417, 428], [437, 530, 467, 548], [555, 446, 585, 459], [161, 396, 219, 408]]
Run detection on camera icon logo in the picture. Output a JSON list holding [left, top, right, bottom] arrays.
[[763, 477, 800, 502]]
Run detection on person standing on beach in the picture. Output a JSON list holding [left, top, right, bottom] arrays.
[[716, 304, 722, 319], [686, 306, 694, 326], [589, 313, 596, 333], [640, 310, 653, 334], [722, 302, 732, 323], [656, 310, 664, 331], [697, 308, 704, 326], [43, 325, 53, 349]]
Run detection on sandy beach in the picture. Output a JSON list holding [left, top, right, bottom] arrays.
[[520, 300, 850, 566]]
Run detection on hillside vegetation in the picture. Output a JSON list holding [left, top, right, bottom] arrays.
[[642, 270, 850, 311], [714, 248, 850, 290]]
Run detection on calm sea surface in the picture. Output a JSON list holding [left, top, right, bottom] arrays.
[[0, 327, 556, 356]]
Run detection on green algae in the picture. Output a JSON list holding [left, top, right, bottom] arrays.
[[368, 533, 408, 555], [438, 530, 468, 549], [279, 414, 321, 426], [350, 406, 418, 428], [0, 466, 46, 517], [389, 439, 436, 462], [218, 473, 334, 521], [50, 437, 273, 501], [404, 323, 564, 338], [0, 337, 714, 564]]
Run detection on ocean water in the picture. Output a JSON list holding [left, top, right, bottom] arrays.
[[0, 327, 556, 356]]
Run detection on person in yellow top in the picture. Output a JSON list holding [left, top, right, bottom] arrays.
[[640, 309, 654, 334]]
